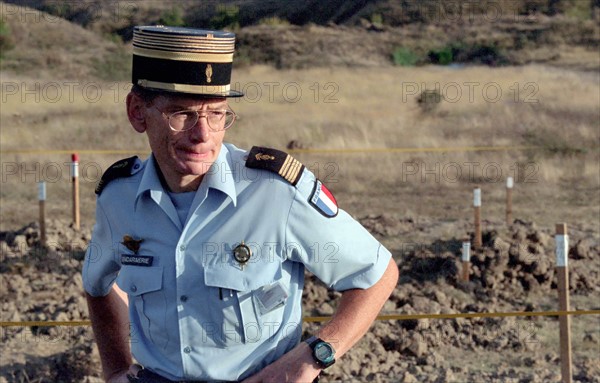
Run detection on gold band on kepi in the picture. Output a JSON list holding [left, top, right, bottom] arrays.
[[132, 25, 243, 98]]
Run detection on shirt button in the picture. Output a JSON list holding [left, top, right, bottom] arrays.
[[183, 346, 191, 354], [180, 295, 188, 302], [179, 244, 186, 251], [130, 285, 137, 293]]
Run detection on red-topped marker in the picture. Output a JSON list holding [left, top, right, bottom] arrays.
[[71, 153, 80, 229]]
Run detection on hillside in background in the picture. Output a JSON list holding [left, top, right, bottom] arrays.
[[1, 2, 599, 382], [0, 0, 599, 81]]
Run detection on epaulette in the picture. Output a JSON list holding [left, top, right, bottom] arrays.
[[95, 156, 140, 195], [245, 146, 305, 186]]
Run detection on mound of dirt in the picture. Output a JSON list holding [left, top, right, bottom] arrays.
[[1, 218, 598, 382]]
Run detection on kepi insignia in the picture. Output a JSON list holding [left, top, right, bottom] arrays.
[[233, 241, 252, 270], [206, 64, 213, 83]]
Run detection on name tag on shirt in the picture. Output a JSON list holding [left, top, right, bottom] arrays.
[[121, 254, 154, 266], [254, 281, 288, 315]]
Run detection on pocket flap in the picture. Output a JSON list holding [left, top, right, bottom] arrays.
[[117, 266, 163, 296], [204, 258, 282, 292]]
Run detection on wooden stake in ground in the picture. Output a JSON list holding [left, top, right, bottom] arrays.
[[473, 187, 482, 248], [38, 181, 46, 246], [461, 238, 471, 282], [506, 176, 513, 225], [555, 223, 572, 383], [71, 153, 80, 230]]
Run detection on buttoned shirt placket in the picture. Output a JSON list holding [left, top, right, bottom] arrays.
[[155, 148, 238, 378]]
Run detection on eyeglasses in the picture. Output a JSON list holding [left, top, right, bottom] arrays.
[[151, 106, 237, 132]]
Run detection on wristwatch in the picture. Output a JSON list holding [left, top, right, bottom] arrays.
[[305, 336, 336, 368]]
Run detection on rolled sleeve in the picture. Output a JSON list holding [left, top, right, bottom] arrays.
[[83, 200, 120, 297], [285, 171, 392, 291]]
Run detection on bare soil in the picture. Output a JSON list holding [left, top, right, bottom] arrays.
[[1, 215, 598, 382]]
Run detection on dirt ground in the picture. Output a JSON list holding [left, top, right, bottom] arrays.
[[0, 210, 598, 382]]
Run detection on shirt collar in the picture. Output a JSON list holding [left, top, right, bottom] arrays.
[[204, 143, 237, 206], [136, 154, 164, 201], [135, 145, 237, 206]]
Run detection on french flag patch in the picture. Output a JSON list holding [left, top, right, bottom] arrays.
[[309, 180, 338, 218]]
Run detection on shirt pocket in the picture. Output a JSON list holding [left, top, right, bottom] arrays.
[[116, 266, 166, 347], [204, 255, 288, 345]]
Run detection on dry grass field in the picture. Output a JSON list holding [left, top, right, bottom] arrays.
[[1, 64, 599, 233]]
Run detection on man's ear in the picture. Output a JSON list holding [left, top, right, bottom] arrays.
[[126, 92, 148, 133]]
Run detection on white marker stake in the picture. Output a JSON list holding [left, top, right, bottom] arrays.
[[473, 187, 482, 248], [461, 239, 471, 282], [38, 182, 46, 246], [555, 223, 572, 383], [71, 153, 80, 230], [506, 177, 513, 226]]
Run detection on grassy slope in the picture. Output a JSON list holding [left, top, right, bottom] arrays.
[[0, 3, 598, 232], [1, 1, 599, 79], [0, 3, 131, 81], [1, 64, 599, 233]]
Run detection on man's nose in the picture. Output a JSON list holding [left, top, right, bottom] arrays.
[[188, 115, 211, 142]]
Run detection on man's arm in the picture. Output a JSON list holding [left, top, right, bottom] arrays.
[[243, 258, 399, 383], [86, 284, 135, 382]]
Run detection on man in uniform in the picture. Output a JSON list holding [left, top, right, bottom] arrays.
[[83, 26, 398, 383]]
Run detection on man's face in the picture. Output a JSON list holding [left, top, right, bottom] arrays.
[[133, 94, 228, 186]]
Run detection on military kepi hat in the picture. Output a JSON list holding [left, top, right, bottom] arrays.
[[132, 25, 243, 97]]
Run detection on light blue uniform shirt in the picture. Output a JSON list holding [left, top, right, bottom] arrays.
[[83, 143, 392, 381]]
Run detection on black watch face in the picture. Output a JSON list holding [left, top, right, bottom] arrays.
[[315, 343, 334, 361]]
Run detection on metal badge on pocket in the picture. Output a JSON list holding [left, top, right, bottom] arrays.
[[233, 241, 252, 270], [253, 281, 288, 316]]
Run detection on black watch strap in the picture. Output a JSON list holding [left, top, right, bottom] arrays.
[[305, 335, 319, 346], [304, 336, 336, 369]]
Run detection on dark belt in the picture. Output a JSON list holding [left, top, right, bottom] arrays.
[[127, 368, 237, 383], [128, 366, 319, 383]]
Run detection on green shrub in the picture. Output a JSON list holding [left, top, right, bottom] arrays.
[[209, 5, 240, 30], [428, 46, 454, 65], [564, 0, 593, 19], [0, 19, 14, 60], [431, 42, 509, 67], [370, 13, 384, 27], [464, 44, 508, 66], [392, 47, 420, 66], [159, 6, 186, 27], [258, 17, 290, 27], [40, 3, 73, 19]]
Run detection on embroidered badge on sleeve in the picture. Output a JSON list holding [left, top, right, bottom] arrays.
[[309, 180, 339, 218]]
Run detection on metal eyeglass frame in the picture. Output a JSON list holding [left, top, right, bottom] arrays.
[[150, 105, 237, 132]]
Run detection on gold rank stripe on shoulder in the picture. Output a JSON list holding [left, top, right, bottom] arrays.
[[245, 146, 305, 186], [279, 154, 303, 184]]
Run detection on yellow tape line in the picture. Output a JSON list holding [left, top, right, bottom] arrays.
[[0, 146, 541, 156], [1, 310, 597, 327], [290, 145, 542, 154], [0, 149, 150, 155], [303, 309, 600, 323]]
